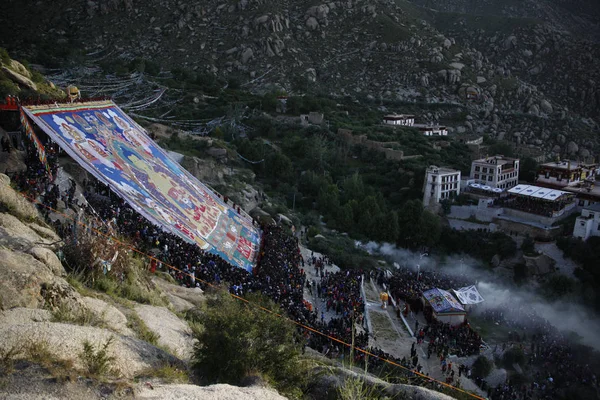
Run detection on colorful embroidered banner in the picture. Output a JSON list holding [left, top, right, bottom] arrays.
[[19, 106, 52, 179], [23, 101, 260, 272]]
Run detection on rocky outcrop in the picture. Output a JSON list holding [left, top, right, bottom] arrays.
[[0, 320, 182, 379], [82, 296, 134, 336], [1, 66, 37, 91], [135, 383, 288, 400], [134, 305, 195, 360], [0, 174, 40, 221]]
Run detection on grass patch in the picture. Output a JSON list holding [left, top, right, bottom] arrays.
[[21, 339, 76, 382], [137, 361, 190, 383], [0, 344, 22, 375], [50, 303, 105, 328], [127, 312, 160, 346]]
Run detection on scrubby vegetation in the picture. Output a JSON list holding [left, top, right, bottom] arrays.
[[192, 289, 309, 398]]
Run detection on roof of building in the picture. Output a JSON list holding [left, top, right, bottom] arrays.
[[469, 183, 504, 193], [508, 184, 571, 201], [473, 155, 518, 165], [427, 165, 460, 174], [540, 160, 596, 170], [383, 114, 415, 119], [423, 288, 465, 313]]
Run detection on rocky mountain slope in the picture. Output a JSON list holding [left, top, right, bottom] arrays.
[[407, 0, 600, 39], [0, 0, 598, 157]]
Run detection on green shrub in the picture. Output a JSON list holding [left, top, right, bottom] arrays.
[[79, 337, 117, 377], [192, 290, 305, 393], [472, 355, 493, 379], [0, 80, 19, 97], [502, 346, 525, 369], [0, 48, 10, 65]]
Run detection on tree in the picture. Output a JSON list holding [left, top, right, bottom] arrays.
[[192, 290, 301, 386], [472, 355, 493, 379], [502, 347, 525, 369], [265, 152, 294, 183], [318, 184, 340, 217]]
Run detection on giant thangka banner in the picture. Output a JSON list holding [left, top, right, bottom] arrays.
[[23, 101, 260, 272], [19, 107, 52, 179]]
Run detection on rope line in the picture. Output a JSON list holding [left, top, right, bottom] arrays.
[[20, 192, 485, 400]]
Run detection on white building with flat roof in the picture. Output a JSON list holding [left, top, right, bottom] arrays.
[[417, 125, 448, 136], [573, 203, 600, 240], [382, 114, 415, 126], [470, 155, 520, 190], [423, 166, 461, 206]]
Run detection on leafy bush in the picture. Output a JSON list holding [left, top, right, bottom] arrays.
[[192, 290, 305, 392], [472, 355, 493, 379], [502, 346, 525, 368], [0, 47, 10, 65], [79, 337, 117, 377], [0, 79, 19, 97]]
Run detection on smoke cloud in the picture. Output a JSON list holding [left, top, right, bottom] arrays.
[[357, 241, 600, 350]]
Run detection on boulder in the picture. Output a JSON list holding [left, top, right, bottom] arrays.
[[540, 99, 553, 114], [152, 276, 204, 312], [135, 383, 288, 400], [567, 141, 579, 155], [0, 174, 40, 221], [241, 48, 253, 64], [2, 66, 38, 91], [27, 246, 66, 277], [207, 147, 227, 159], [9, 60, 32, 78], [503, 35, 517, 50], [82, 296, 133, 336], [134, 305, 195, 360], [0, 307, 52, 325], [0, 321, 182, 379], [306, 17, 319, 30]]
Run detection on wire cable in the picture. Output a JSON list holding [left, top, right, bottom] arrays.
[[19, 191, 485, 400]]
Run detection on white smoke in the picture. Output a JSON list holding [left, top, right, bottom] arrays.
[[357, 241, 600, 350]]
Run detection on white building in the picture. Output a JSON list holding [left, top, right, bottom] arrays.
[[417, 125, 448, 136], [573, 203, 600, 240], [470, 155, 520, 190], [382, 114, 415, 126], [423, 166, 461, 206]]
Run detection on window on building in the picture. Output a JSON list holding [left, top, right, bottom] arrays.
[[474, 174, 479, 179], [488, 176, 493, 181], [475, 166, 480, 172]]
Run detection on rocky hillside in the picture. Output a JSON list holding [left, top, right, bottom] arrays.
[[0, 0, 598, 156], [407, 0, 600, 39]]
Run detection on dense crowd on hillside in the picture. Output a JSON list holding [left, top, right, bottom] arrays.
[[10, 130, 599, 399], [480, 305, 598, 400]]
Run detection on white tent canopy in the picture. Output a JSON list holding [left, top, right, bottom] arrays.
[[507, 184, 570, 202], [453, 285, 484, 305]]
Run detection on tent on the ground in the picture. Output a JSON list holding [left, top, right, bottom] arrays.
[[422, 288, 466, 325], [453, 285, 484, 305]]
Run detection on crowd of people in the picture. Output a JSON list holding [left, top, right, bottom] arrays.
[[479, 305, 598, 400], [9, 124, 599, 399]]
